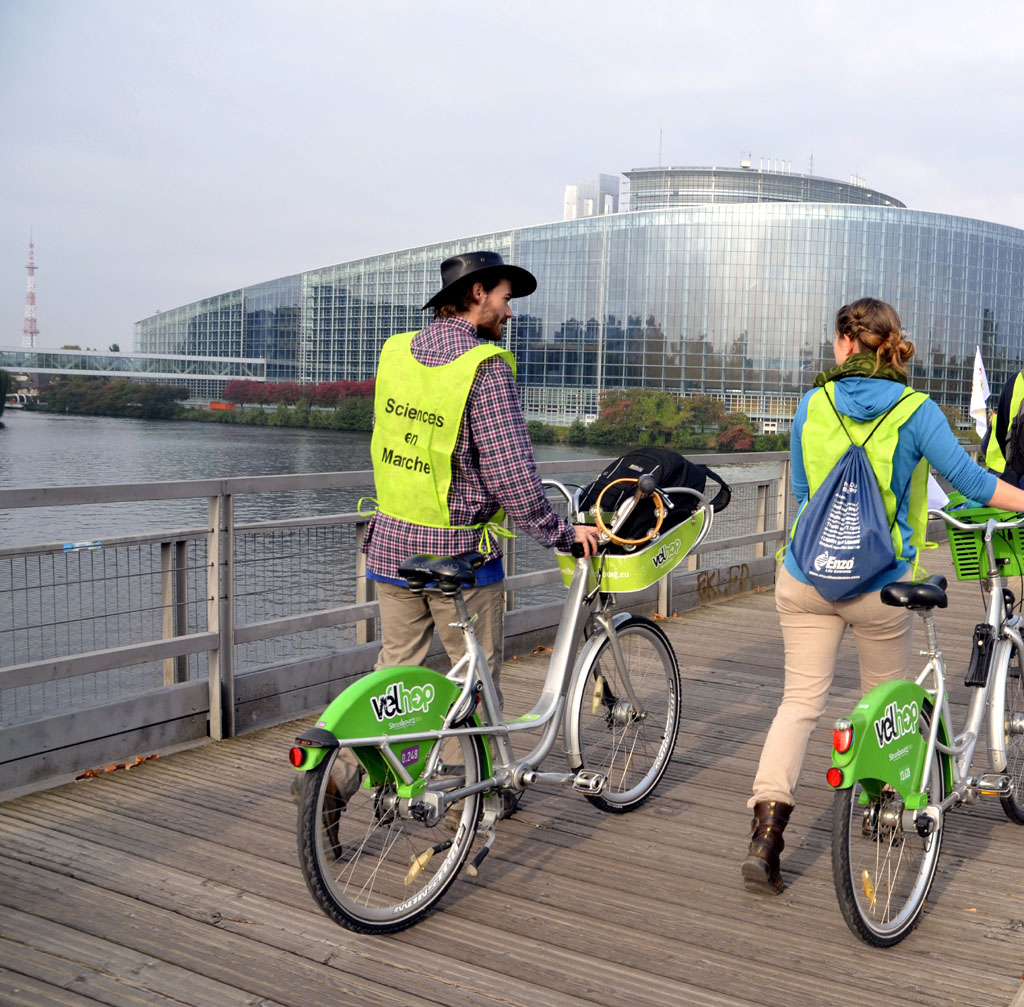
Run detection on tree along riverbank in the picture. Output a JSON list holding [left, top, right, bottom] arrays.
[[32, 377, 795, 452]]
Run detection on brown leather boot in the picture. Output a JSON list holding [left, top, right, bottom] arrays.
[[741, 800, 793, 894]]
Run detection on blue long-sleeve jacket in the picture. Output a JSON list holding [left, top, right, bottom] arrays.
[[784, 376, 997, 591]]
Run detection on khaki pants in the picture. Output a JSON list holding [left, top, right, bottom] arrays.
[[333, 579, 506, 800], [374, 579, 505, 700], [748, 566, 914, 808]]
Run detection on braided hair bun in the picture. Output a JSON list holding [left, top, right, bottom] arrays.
[[835, 298, 914, 374]]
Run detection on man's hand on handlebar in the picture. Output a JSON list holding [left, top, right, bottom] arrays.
[[573, 523, 601, 558]]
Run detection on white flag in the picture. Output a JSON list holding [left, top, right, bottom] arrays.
[[969, 346, 990, 438]]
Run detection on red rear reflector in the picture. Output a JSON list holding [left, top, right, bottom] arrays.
[[826, 767, 843, 788], [832, 720, 854, 754], [289, 747, 305, 768]]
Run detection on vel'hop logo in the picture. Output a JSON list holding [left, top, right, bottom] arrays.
[[370, 681, 436, 722], [873, 699, 920, 748]]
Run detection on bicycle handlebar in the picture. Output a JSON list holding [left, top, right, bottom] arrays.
[[930, 508, 1024, 534], [542, 476, 711, 548]]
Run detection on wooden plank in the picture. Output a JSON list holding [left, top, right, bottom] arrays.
[[1, 907, 288, 1007], [0, 858, 415, 1007], [0, 970, 109, 1007]]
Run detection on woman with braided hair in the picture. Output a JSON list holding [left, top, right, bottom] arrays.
[[742, 297, 1024, 895]]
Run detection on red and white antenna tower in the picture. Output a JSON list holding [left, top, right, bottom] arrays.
[[22, 235, 39, 349]]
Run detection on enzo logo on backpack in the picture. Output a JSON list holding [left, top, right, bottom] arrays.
[[813, 551, 855, 574]]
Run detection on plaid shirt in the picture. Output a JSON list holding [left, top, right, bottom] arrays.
[[362, 317, 576, 580]]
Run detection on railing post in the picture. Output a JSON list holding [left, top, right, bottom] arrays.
[[657, 570, 672, 617], [504, 517, 517, 612], [161, 539, 189, 685], [778, 457, 792, 533], [355, 520, 376, 645], [206, 492, 235, 740], [162, 541, 174, 685], [175, 540, 189, 681], [755, 482, 769, 559]]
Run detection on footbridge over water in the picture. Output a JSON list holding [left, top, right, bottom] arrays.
[[0, 345, 266, 398]]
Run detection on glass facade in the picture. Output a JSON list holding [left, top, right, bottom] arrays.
[[624, 166, 904, 210], [134, 173, 1024, 427], [132, 275, 300, 383]]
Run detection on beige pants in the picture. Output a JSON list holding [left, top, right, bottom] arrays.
[[748, 566, 914, 808], [333, 579, 506, 799], [374, 579, 505, 698]]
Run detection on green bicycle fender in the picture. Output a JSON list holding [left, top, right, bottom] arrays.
[[291, 665, 492, 792], [830, 679, 953, 810]]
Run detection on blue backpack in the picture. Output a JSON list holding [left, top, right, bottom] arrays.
[[789, 389, 918, 601]]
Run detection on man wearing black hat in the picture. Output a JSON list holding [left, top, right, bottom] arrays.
[[361, 251, 600, 699]]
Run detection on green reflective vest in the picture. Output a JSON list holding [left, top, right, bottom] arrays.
[[801, 385, 929, 563], [984, 372, 1024, 474], [370, 330, 516, 529]]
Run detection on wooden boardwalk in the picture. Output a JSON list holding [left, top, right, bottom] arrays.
[[3, 551, 1024, 1007]]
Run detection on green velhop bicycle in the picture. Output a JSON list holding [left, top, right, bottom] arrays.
[[827, 503, 1024, 947], [288, 472, 728, 934]]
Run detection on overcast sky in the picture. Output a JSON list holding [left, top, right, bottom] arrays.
[[2, 0, 1023, 351]]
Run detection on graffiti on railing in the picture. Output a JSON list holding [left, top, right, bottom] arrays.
[[697, 563, 752, 602]]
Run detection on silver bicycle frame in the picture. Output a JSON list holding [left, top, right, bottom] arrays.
[[326, 477, 715, 806], [915, 510, 1024, 809]]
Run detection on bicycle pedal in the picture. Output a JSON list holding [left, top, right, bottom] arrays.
[[572, 770, 606, 795], [466, 832, 495, 877], [977, 773, 1012, 796]]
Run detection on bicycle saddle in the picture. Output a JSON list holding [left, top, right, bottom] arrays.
[[398, 552, 486, 596], [880, 574, 948, 610]]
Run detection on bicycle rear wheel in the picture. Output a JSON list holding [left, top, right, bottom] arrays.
[[567, 615, 681, 813], [296, 736, 483, 934], [831, 712, 945, 946], [997, 644, 1024, 823]]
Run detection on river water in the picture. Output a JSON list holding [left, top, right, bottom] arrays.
[[0, 411, 782, 548]]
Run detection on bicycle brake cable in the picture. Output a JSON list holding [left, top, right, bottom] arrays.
[[583, 550, 607, 607]]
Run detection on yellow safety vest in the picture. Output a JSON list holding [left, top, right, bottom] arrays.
[[370, 330, 516, 529], [984, 372, 1024, 475], [800, 385, 929, 562]]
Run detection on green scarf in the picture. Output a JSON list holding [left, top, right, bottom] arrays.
[[812, 352, 909, 388]]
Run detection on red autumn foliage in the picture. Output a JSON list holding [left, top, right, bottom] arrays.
[[221, 379, 374, 406]]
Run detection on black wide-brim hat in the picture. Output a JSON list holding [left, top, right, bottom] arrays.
[[421, 251, 537, 310]]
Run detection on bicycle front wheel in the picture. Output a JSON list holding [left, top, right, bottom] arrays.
[[296, 736, 483, 934], [567, 615, 681, 813], [997, 644, 1024, 823], [831, 712, 946, 947]]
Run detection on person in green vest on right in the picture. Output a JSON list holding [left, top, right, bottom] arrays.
[[742, 297, 1024, 896], [981, 370, 1024, 487]]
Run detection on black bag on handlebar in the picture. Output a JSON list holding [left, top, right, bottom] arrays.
[[578, 448, 730, 545]]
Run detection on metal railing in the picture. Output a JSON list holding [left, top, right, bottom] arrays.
[[0, 453, 791, 795]]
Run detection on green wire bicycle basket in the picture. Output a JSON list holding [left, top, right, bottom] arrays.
[[556, 509, 707, 594], [944, 503, 1024, 580]]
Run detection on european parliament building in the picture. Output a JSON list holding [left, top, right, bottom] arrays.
[[133, 164, 1024, 430]]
